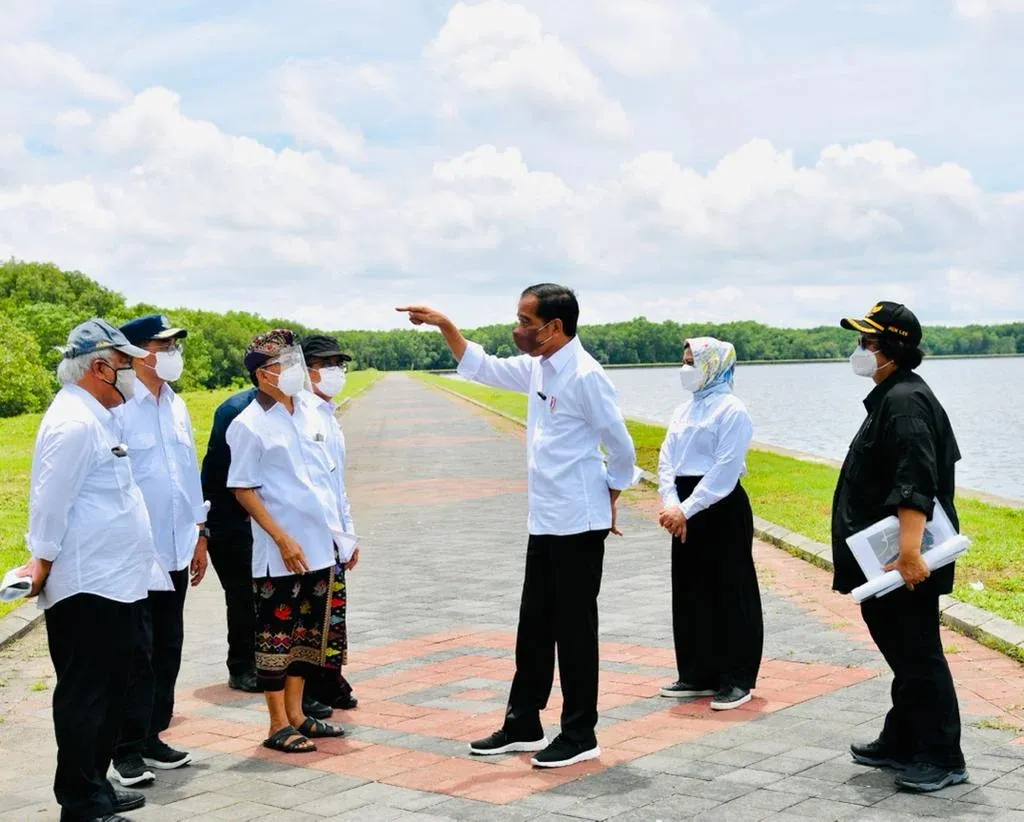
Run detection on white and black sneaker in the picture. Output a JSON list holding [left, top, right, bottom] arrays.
[[659, 681, 716, 699], [142, 737, 192, 770], [710, 686, 751, 711], [531, 735, 600, 769], [468, 729, 548, 756], [112, 755, 156, 787]]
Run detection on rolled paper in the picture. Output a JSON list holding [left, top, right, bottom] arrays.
[[851, 535, 970, 603]]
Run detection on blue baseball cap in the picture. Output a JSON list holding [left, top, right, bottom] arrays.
[[61, 319, 148, 360], [119, 313, 188, 346]]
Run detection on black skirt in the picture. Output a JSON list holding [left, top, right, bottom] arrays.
[[671, 476, 763, 691]]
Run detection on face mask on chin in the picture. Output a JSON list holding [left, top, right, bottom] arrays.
[[315, 366, 346, 397], [512, 320, 554, 355]]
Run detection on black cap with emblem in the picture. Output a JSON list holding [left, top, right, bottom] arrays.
[[840, 301, 922, 348]]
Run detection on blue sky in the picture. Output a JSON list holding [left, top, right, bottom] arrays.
[[1, 0, 1021, 329]]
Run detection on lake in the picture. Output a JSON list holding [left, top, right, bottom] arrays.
[[608, 358, 1024, 502]]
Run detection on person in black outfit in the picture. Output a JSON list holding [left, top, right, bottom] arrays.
[[833, 301, 968, 794], [201, 388, 258, 692], [201, 386, 339, 718]]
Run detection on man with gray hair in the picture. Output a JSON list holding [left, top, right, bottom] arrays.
[[22, 319, 155, 822]]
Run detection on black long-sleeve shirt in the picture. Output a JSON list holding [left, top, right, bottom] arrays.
[[200, 387, 257, 537], [831, 370, 961, 595]]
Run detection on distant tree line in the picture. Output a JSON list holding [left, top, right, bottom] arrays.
[[2, 259, 1022, 417]]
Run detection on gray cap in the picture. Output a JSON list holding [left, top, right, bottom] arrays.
[[61, 319, 148, 360]]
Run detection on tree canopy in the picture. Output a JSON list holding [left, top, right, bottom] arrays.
[[2, 259, 1021, 417]]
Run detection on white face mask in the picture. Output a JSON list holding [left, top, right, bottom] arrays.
[[103, 362, 137, 403], [154, 350, 184, 382], [679, 364, 703, 392], [315, 366, 346, 397], [276, 363, 306, 397], [850, 345, 882, 378]]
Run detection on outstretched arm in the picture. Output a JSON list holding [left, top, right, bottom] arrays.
[[396, 305, 469, 362]]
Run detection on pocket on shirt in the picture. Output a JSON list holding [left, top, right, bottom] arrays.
[[126, 433, 159, 478]]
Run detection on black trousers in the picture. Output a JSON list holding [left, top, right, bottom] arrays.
[[45, 594, 135, 820], [503, 530, 607, 744], [115, 569, 189, 758], [861, 589, 965, 769], [671, 477, 763, 691], [206, 529, 256, 676]]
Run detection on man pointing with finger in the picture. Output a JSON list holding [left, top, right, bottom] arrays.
[[398, 283, 638, 769]]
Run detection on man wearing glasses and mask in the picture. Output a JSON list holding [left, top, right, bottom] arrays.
[[398, 284, 637, 769]]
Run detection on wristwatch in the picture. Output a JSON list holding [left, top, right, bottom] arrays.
[[198, 527, 211, 538]]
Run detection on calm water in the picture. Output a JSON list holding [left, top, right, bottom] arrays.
[[608, 358, 1024, 502]]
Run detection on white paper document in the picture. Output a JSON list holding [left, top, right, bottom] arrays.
[[1, 567, 32, 602], [847, 499, 970, 603]]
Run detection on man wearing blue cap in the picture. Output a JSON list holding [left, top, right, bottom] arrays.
[[22, 319, 153, 821], [110, 315, 208, 787]]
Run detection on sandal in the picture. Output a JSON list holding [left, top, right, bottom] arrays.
[[298, 717, 346, 738], [263, 726, 317, 753]]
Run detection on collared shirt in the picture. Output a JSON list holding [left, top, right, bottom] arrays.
[[457, 336, 637, 536], [226, 392, 344, 577], [657, 393, 753, 519], [201, 388, 257, 537], [26, 385, 153, 610], [308, 392, 355, 534], [118, 381, 206, 574], [831, 370, 961, 594]]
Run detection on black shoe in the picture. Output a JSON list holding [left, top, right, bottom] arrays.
[[895, 762, 969, 793], [334, 693, 359, 710], [112, 788, 146, 812], [228, 670, 260, 692], [531, 735, 601, 769], [850, 739, 910, 770], [468, 728, 548, 756], [302, 696, 333, 720], [659, 681, 715, 698], [111, 755, 155, 787], [710, 686, 751, 710], [141, 737, 192, 770]]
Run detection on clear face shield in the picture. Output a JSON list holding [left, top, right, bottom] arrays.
[[263, 345, 312, 397]]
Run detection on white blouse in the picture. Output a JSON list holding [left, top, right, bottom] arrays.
[[657, 392, 753, 519]]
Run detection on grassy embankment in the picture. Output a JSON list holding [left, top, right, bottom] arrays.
[[0, 370, 380, 619], [415, 373, 1024, 627]]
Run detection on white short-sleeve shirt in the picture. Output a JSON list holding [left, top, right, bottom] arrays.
[[226, 392, 344, 578]]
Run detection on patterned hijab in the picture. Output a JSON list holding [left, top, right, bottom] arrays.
[[685, 336, 737, 399], [243, 328, 295, 373]]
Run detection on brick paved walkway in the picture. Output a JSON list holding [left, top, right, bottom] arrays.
[[2, 373, 1024, 821]]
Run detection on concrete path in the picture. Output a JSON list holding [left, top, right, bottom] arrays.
[[2, 373, 1024, 821]]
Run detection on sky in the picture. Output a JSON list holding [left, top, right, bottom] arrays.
[[1, 0, 1022, 330]]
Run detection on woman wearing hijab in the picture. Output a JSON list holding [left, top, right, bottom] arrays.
[[656, 337, 763, 710]]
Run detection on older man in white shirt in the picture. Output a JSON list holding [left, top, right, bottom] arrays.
[[23, 319, 152, 822], [399, 284, 638, 769], [110, 314, 208, 787]]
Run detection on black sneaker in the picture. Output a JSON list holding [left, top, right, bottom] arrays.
[[302, 696, 333, 720], [850, 739, 910, 770], [895, 762, 969, 793], [142, 737, 192, 770], [710, 686, 751, 711], [111, 755, 155, 787], [228, 670, 260, 692], [112, 788, 146, 812], [531, 735, 600, 769], [659, 681, 715, 698], [468, 729, 548, 756]]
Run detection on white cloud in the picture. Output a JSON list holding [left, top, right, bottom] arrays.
[[954, 0, 1024, 18], [0, 42, 128, 102], [425, 0, 631, 138], [276, 61, 365, 159]]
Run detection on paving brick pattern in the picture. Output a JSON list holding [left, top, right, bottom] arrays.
[[2, 373, 1024, 821]]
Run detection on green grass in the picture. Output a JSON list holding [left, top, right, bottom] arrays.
[[0, 370, 380, 619], [416, 372, 1024, 627]]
